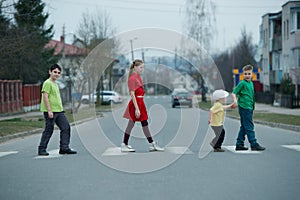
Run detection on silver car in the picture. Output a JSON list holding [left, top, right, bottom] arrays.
[[81, 90, 123, 104]]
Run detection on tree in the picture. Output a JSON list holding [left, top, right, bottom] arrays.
[[183, 0, 216, 101], [0, 0, 56, 83], [74, 9, 117, 108], [183, 0, 216, 53], [280, 75, 295, 95], [231, 27, 257, 69], [214, 28, 257, 91]]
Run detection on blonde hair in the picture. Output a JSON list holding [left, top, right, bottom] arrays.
[[242, 64, 253, 72], [128, 59, 143, 79]]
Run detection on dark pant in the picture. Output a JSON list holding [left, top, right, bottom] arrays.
[[211, 126, 225, 149], [236, 106, 258, 147], [38, 112, 70, 151]]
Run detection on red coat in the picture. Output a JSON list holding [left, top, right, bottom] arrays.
[[123, 73, 148, 121]]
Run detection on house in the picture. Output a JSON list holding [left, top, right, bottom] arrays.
[[259, 1, 300, 96], [45, 36, 87, 77], [45, 36, 87, 103]]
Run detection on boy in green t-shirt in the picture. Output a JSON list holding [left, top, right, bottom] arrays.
[[38, 64, 77, 156], [232, 65, 265, 151]]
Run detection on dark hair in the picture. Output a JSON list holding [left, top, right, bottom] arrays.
[[49, 63, 62, 72]]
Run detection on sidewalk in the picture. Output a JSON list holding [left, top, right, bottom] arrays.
[[255, 103, 300, 116]]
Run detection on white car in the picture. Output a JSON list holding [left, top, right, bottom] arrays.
[[81, 91, 123, 104]]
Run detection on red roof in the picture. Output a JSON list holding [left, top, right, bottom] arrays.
[[45, 37, 87, 56]]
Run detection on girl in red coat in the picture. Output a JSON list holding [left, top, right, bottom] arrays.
[[122, 59, 164, 152]]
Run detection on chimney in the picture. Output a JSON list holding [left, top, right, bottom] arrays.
[[60, 36, 65, 43]]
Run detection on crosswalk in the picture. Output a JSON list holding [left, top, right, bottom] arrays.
[[34, 149, 63, 159], [281, 145, 300, 152], [101, 146, 194, 156], [0, 151, 18, 158], [0, 144, 299, 159]]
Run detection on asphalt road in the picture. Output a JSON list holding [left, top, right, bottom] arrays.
[[1, 96, 299, 200]]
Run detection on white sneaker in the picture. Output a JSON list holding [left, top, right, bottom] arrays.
[[121, 143, 135, 152], [149, 141, 164, 152]]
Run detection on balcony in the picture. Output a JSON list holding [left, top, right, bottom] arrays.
[[271, 37, 282, 51], [269, 69, 282, 84]]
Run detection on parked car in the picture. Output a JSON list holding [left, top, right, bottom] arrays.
[[81, 90, 123, 104], [171, 88, 193, 108]]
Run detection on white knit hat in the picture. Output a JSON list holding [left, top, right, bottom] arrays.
[[212, 89, 229, 101]]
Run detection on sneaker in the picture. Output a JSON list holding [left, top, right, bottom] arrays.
[[149, 141, 164, 152], [121, 143, 135, 152], [251, 144, 266, 151], [38, 149, 49, 156], [214, 148, 225, 152], [235, 146, 248, 151]]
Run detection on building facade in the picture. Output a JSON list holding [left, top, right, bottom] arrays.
[[260, 1, 300, 95]]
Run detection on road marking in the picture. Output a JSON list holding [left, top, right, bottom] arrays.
[[101, 146, 193, 156], [165, 146, 194, 154], [223, 146, 262, 154], [281, 145, 300, 152], [102, 147, 128, 156], [34, 149, 63, 159], [0, 151, 18, 158]]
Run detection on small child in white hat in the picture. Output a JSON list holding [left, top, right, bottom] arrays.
[[208, 89, 234, 152]]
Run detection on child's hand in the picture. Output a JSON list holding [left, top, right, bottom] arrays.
[[231, 102, 238, 109], [208, 119, 211, 124]]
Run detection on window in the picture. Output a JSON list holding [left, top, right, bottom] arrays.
[[290, 48, 300, 68], [287, 19, 289, 39], [298, 48, 300, 68], [291, 10, 300, 31]]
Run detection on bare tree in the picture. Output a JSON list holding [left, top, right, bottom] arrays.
[[183, 0, 216, 53], [73, 8, 118, 110]]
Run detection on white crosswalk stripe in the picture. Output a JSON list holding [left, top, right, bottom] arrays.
[[34, 149, 63, 159], [223, 146, 262, 154], [101, 146, 193, 156], [165, 146, 194, 154], [0, 151, 18, 158], [281, 145, 300, 152]]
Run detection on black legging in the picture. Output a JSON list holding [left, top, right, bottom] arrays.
[[123, 120, 153, 145]]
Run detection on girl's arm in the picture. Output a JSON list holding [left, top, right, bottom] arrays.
[[130, 90, 140, 118]]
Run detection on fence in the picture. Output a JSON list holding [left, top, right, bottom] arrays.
[[0, 80, 23, 113], [280, 95, 300, 108], [22, 84, 41, 112], [255, 92, 274, 104]]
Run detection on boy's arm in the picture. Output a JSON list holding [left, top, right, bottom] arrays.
[[208, 110, 212, 124], [231, 93, 238, 108], [223, 103, 234, 110], [43, 92, 53, 118]]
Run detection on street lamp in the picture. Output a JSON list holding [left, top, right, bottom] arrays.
[[130, 37, 138, 61]]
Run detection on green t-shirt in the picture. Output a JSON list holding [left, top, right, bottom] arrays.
[[233, 79, 255, 110], [40, 78, 63, 112]]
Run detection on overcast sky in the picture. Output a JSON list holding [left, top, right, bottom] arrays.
[[44, 0, 287, 53]]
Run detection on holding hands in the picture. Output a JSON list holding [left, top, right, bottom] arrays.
[[231, 101, 238, 109]]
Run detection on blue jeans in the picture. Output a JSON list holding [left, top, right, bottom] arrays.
[[39, 112, 71, 151], [236, 106, 258, 147]]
